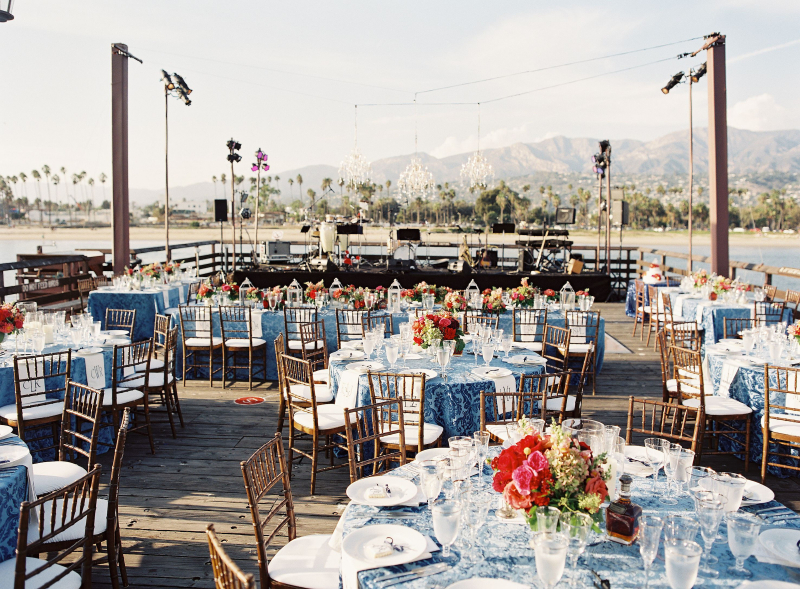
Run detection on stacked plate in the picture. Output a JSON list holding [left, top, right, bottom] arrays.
[[346, 476, 418, 507], [504, 354, 546, 366], [347, 361, 386, 374], [330, 350, 365, 361], [471, 366, 512, 379]]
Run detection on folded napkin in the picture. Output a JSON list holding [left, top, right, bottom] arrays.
[[179, 285, 187, 304], [83, 353, 106, 389], [162, 288, 170, 308], [342, 532, 439, 589], [251, 311, 264, 338], [487, 374, 516, 394], [336, 371, 361, 410]]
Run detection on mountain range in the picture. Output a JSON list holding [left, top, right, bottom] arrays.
[[129, 127, 800, 206]]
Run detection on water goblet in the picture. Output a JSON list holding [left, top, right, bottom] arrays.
[[665, 540, 702, 589], [639, 515, 663, 589], [726, 512, 761, 577], [673, 448, 695, 497], [664, 514, 700, 544], [660, 443, 681, 505], [481, 342, 494, 367], [697, 493, 726, 578], [70, 327, 83, 350], [712, 472, 747, 513], [436, 344, 449, 382], [362, 334, 375, 361], [431, 498, 462, 558], [32, 329, 46, 354], [418, 460, 443, 510], [385, 341, 398, 369], [473, 431, 490, 480], [559, 511, 592, 589], [535, 506, 561, 535], [644, 438, 666, 493], [500, 335, 513, 358], [533, 533, 568, 589]]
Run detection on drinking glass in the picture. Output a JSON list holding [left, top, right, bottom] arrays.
[[385, 342, 398, 369], [399, 337, 411, 367], [431, 498, 462, 558], [697, 493, 726, 578], [70, 327, 83, 350], [481, 343, 494, 367], [500, 335, 513, 358], [665, 540, 702, 589], [688, 466, 716, 502], [726, 512, 761, 577], [32, 329, 46, 354], [473, 431, 490, 481], [661, 443, 680, 505], [639, 515, 663, 589], [447, 446, 468, 498], [559, 511, 592, 589], [673, 448, 695, 497], [535, 506, 561, 535], [664, 514, 699, 544], [533, 533, 568, 589], [418, 460, 443, 510], [362, 334, 375, 361], [712, 472, 747, 513], [461, 493, 493, 555], [604, 425, 621, 453], [644, 438, 666, 493], [472, 324, 482, 365]]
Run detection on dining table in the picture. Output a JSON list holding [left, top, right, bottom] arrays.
[[337, 447, 800, 589], [0, 434, 34, 564], [625, 278, 669, 318]]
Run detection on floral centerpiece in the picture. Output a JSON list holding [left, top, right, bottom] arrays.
[[482, 288, 507, 315], [510, 278, 537, 308], [576, 289, 590, 297], [491, 422, 609, 529], [263, 285, 285, 309], [245, 286, 264, 304], [542, 288, 559, 303], [347, 285, 367, 309], [710, 275, 733, 300], [221, 282, 239, 302], [411, 311, 466, 353], [139, 263, 162, 281], [443, 291, 467, 312], [789, 323, 800, 345], [196, 282, 215, 304], [690, 269, 709, 289], [123, 266, 136, 277], [402, 281, 436, 304], [0, 302, 25, 343], [304, 280, 328, 303], [163, 261, 181, 276]]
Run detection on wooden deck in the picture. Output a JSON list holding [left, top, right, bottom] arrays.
[[88, 302, 800, 588]]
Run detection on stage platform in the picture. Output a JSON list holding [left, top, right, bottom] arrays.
[[233, 267, 612, 300]]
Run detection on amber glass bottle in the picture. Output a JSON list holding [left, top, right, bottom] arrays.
[[605, 473, 642, 545]]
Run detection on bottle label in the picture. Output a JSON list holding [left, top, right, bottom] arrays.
[[607, 502, 627, 515]]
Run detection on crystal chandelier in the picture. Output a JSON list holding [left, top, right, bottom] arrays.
[[398, 99, 436, 199], [338, 106, 372, 190], [461, 104, 494, 189]]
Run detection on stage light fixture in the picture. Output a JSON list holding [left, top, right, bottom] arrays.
[[173, 73, 192, 94], [177, 88, 191, 106], [161, 70, 175, 90], [691, 63, 707, 83], [240, 208, 252, 220], [227, 153, 242, 163], [599, 140, 611, 155], [0, 0, 16, 22], [661, 72, 685, 94], [227, 139, 242, 151]]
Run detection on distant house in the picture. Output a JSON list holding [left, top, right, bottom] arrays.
[[260, 211, 285, 224], [173, 201, 210, 217]]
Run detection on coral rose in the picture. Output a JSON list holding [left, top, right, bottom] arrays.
[[504, 481, 534, 511], [585, 473, 608, 504]]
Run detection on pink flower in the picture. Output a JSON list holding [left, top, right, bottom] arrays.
[[512, 463, 535, 496], [527, 450, 548, 472]]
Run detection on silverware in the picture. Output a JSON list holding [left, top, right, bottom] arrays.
[[757, 505, 791, 514], [377, 563, 451, 586], [384, 484, 392, 497], [587, 567, 611, 589], [369, 512, 420, 519], [374, 562, 448, 583]]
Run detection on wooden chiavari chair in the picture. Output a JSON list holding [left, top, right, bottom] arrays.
[[240, 433, 340, 589], [764, 283, 777, 302], [283, 306, 319, 358], [0, 350, 71, 457], [274, 333, 291, 434], [661, 292, 698, 347], [178, 304, 223, 386], [645, 284, 665, 348], [77, 276, 96, 309], [632, 280, 649, 339], [461, 310, 499, 335], [785, 289, 800, 311], [565, 310, 600, 395], [672, 345, 753, 471], [754, 301, 786, 325], [95, 275, 111, 288], [206, 524, 256, 589], [335, 309, 365, 348], [138, 326, 184, 437], [529, 370, 581, 423], [362, 312, 394, 336], [656, 329, 699, 405], [541, 325, 571, 371], [367, 371, 443, 453], [480, 389, 538, 444], [761, 365, 800, 482], [511, 308, 547, 351], [299, 320, 330, 386], [12, 465, 102, 589], [344, 399, 407, 482], [105, 308, 136, 341], [187, 281, 200, 304], [625, 396, 702, 454], [282, 354, 350, 494], [134, 313, 170, 374], [724, 317, 757, 339], [32, 382, 103, 496], [220, 305, 268, 390]]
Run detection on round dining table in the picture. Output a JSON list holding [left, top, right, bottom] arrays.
[[0, 435, 32, 564]]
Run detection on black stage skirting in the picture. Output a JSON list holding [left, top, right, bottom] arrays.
[[233, 268, 612, 300]]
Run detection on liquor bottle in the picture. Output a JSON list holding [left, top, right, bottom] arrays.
[[605, 473, 642, 545]]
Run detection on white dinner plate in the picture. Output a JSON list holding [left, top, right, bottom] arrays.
[[346, 476, 418, 507], [346, 361, 386, 374], [447, 579, 529, 589], [741, 480, 775, 506], [0, 425, 13, 440], [342, 524, 427, 567], [759, 529, 800, 568], [103, 330, 128, 337], [415, 447, 450, 462], [461, 334, 473, 342], [341, 341, 364, 350], [404, 353, 423, 360], [507, 354, 546, 366], [400, 368, 438, 380], [107, 338, 130, 346], [623, 445, 657, 478], [736, 582, 800, 589], [471, 366, 512, 379], [408, 302, 422, 307], [76, 348, 104, 356], [330, 350, 365, 361], [0, 445, 30, 469]]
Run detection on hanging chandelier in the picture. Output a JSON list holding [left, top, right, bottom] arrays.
[[398, 99, 435, 199], [338, 106, 372, 190], [460, 103, 494, 189]]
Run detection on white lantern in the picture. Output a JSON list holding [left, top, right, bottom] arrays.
[[560, 281, 575, 311], [239, 277, 254, 306], [388, 279, 402, 313], [287, 279, 303, 306], [466, 279, 480, 309], [329, 277, 343, 308]]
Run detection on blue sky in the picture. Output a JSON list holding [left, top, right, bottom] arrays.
[[1, 0, 799, 190]]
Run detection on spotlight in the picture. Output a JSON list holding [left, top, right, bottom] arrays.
[[599, 140, 611, 155], [227, 153, 242, 163], [591, 153, 606, 165], [161, 70, 175, 90], [227, 139, 242, 151], [240, 208, 252, 220], [691, 63, 707, 83], [177, 88, 191, 106], [661, 72, 684, 94], [173, 73, 192, 94]]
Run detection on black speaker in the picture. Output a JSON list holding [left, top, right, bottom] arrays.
[[612, 200, 630, 226], [518, 248, 535, 272], [337, 223, 363, 235], [387, 259, 416, 271], [555, 207, 576, 224], [396, 228, 421, 241], [214, 199, 228, 222], [447, 260, 472, 274], [492, 223, 515, 234]]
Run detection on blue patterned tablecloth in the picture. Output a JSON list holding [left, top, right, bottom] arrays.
[[88, 282, 194, 342], [625, 279, 668, 318], [0, 436, 29, 564], [329, 354, 547, 440], [0, 341, 115, 462], [343, 448, 800, 589]]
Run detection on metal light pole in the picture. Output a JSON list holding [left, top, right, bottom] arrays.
[[251, 149, 269, 262], [605, 146, 612, 271], [596, 175, 603, 270], [161, 71, 191, 263], [226, 139, 242, 272], [0, 0, 15, 22]]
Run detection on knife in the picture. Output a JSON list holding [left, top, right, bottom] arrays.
[[767, 515, 800, 523], [376, 563, 450, 586], [757, 505, 792, 514]]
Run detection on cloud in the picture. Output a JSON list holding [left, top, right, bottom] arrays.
[[728, 94, 799, 131]]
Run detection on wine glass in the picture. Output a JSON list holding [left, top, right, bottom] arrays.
[[385, 341, 398, 369], [697, 493, 726, 578], [533, 533, 568, 589], [362, 334, 375, 361], [665, 540, 702, 589], [418, 460, 442, 511], [70, 327, 83, 350], [481, 342, 494, 367], [726, 512, 761, 577], [32, 329, 46, 354], [473, 431, 490, 481], [661, 443, 680, 505], [639, 515, 663, 589], [559, 511, 593, 589], [664, 514, 700, 544], [500, 335, 513, 358], [461, 493, 493, 555], [644, 437, 666, 493], [535, 506, 561, 535], [399, 336, 411, 367], [431, 498, 461, 558]]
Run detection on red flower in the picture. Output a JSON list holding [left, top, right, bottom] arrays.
[[443, 327, 456, 340], [438, 317, 451, 328], [482, 288, 491, 295], [543, 289, 556, 297], [585, 472, 608, 506], [221, 284, 231, 292], [413, 336, 422, 345], [504, 481, 534, 511], [492, 471, 512, 493], [308, 291, 316, 299], [426, 314, 435, 322]]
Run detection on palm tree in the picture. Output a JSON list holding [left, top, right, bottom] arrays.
[[287, 178, 294, 199], [220, 174, 227, 201], [99, 172, 107, 204], [88, 177, 96, 222], [212, 175, 218, 197], [386, 179, 392, 200], [42, 165, 53, 225], [321, 177, 332, 193], [296, 174, 304, 205], [19, 172, 28, 200], [52, 174, 60, 217], [31, 170, 44, 225], [307, 189, 317, 215]]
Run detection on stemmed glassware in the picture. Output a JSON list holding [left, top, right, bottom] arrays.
[[431, 498, 462, 558], [418, 459, 442, 511], [31, 329, 46, 354], [644, 438, 666, 493], [639, 515, 663, 589], [559, 511, 593, 589], [660, 443, 680, 505], [473, 431, 489, 482], [481, 342, 494, 367], [500, 335, 513, 358], [664, 540, 702, 589], [664, 514, 699, 544], [533, 533, 568, 589], [362, 333, 375, 361], [697, 492, 727, 578], [460, 493, 493, 558], [726, 512, 762, 577], [385, 341, 398, 369]]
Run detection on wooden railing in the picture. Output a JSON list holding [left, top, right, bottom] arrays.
[[0, 255, 91, 307]]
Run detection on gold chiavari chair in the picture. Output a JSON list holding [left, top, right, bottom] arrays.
[[362, 312, 394, 336], [105, 308, 136, 340], [565, 310, 600, 395], [461, 310, 499, 335], [299, 320, 330, 387], [541, 325, 571, 371], [529, 370, 580, 423], [754, 301, 786, 325], [632, 280, 649, 339], [724, 317, 757, 339], [344, 399, 407, 482], [625, 396, 702, 454], [220, 305, 268, 390], [335, 308, 366, 348], [511, 308, 547, 351], [661, 292, 698, 347], [480, 389, 538, 444], [785, 289, 800, 311], [761, 365, 800, 483], [764, 283, 777, 302], [645, 284, 666, 348], [283, 306, 319, 358], [77, 276, 96, 309], [178, 304, 224, 386], [206, 524, 256, 589]]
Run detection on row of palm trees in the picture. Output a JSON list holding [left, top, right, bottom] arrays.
[[1, 166, 108, 225]]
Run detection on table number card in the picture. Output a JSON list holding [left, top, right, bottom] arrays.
[[251, 311, 263, 338], [83, 353, 106, 389], [17, 359, 46, 406]]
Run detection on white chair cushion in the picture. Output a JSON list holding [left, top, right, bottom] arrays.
[[134, 359, 164, 373], [27, 498, 108, 545], [293, 405, 354, 431], [568, 343, 593, 354], [287, 339, 324, 351], [0, 556, 81, 589], [225, 337, 267, 348], [514, 341, 543, 352], [762, 415, 800, 438], [146, 373, 174, 388], [0, 401, 62, 423], [185, 336, 223, 347], [380, 422, 443, 447], [666, 379, 678, 393], [486, 424, 511, 442], [544, 395, 577, 412], [289, 384, 333, 403], [33, 462, 88, 496], [642, 305, 652, 313], [100, 389, 144, 406], [313, 369, 329, 383], [268, 533, 340, 589], [682, 396, 753, 416], [668, 321, 692, 330]]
